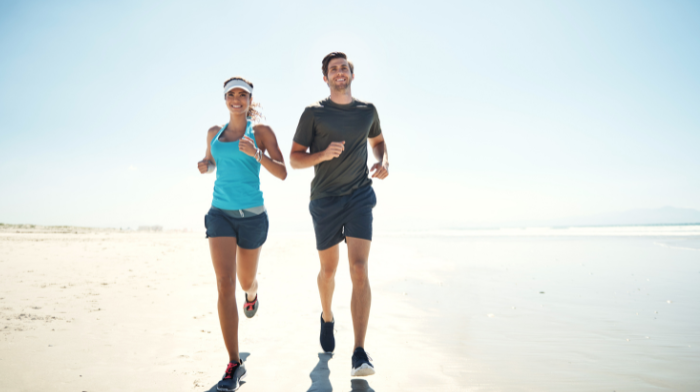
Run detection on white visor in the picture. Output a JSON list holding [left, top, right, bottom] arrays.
[[224, 79, 253, 97]]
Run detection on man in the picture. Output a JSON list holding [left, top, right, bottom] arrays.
[[290, 52, 389, 377]]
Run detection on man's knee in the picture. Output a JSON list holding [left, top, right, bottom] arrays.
[[319, 264, 337, 281], [349, 260, 368, 282]]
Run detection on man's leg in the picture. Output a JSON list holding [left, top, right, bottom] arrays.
[[346, 237, 372, 349], [318, 244, 340, 322]]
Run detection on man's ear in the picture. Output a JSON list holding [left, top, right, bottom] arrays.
[[323, 75, 328, 83]]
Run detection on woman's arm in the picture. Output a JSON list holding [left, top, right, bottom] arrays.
[[197, 126, 220, 174], [240, 124, 287, 180]]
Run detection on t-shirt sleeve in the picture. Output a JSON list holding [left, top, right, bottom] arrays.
[[293, 107, 315, 147], [368, 106, 382, 138]]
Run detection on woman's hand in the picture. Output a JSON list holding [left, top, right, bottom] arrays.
[[198, 159, 210, 173], [239, 135, 257, 157]]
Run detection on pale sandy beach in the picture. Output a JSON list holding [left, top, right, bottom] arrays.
[[1, 224, 699, 391]]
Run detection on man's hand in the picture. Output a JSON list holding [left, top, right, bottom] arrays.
[[322, 141, 345, 161], [198, 159, 212, 174], [370, 161, 389, 179], [239, 135, 257, 157]]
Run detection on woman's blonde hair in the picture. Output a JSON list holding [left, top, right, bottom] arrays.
[[223, 76, 264, 123]]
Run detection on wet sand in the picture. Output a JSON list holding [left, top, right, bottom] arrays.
[[1, 225, 699, 391]]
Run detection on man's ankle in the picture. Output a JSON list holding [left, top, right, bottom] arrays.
[[322, 311, 334, 323]]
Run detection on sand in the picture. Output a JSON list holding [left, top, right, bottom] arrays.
[[1, 224, 699, 391]]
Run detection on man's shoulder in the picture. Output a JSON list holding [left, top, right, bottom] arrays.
[[352, 98, 375, 108], [302, 98, 377, 114], [352, 99, 378, 115], [303, 98, 376, 108], [304, 99, 330, 111]]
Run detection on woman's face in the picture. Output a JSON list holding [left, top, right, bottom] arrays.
[[225, 88, 251, 116]]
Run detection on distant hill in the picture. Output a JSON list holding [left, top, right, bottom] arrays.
[[503, 206, 700, 228]]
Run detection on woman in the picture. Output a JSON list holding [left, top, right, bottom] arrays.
[[197, 76, 287, 391]]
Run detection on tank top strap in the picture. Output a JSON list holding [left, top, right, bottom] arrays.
[[245, 120, 258, 148], [212, 123, 228, 146]]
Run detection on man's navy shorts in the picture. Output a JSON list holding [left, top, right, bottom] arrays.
[[309, 185, 377, 251], [204, 207, 269, 249]]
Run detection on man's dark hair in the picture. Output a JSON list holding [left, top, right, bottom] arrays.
[[322, 52, 354, 77]]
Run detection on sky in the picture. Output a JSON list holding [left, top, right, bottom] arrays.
[[0, 0, 699, 231]]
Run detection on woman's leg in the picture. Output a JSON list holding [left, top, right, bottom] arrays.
[[209, 237, 240, 363], [237, 246, 261, 302]]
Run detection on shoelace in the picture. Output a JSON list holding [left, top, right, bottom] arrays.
[[244, 297, 257, 311], [224, 362, 238, 379], [355, 350, 373, 362]]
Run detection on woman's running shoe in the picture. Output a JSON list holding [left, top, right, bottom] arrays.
[[217, 360, 246, 391], [320, 313, 335, 353], [243, 294, 259, 318], [350, 347, 375, 376]]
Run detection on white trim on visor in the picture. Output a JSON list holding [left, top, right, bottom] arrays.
[[224, 79, 253, 97]]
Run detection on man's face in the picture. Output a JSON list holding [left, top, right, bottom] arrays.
[[324, 58, 353, 91]]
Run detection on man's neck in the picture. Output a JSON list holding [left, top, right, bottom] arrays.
[[329, 88, 353, 105]]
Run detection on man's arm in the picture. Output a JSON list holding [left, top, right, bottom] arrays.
[[368, 133, 389, 179], [290, 141, 345, 169], [291, 106, 346, 169]]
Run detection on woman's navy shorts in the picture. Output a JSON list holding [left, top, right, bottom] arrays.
[[309, 185, 377, 251], [204, 207, 269, 249]]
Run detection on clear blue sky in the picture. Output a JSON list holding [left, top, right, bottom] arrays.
[[1, 0, 699, 230]]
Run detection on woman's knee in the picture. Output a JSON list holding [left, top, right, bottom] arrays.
[[216, 276, 236, 297], [239, 276, 257, 292]]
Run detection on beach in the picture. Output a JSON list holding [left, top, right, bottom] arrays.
[[1, 224, 699, 391]]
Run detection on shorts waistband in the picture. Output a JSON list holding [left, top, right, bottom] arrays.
[[211, 205, 266, 218]]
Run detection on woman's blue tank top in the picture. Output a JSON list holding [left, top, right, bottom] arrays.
[[211, 121, 264, 210]]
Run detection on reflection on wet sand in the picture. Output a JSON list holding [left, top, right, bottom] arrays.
[[307, 353, 375, 392], [349, 379, 374, 392], [307, 353, 332, 392]]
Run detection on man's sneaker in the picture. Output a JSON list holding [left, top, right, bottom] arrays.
[[320, 313, 335, 353], [216, 360, 246, 391], [243, 293, 259, 318], [351, 347, 375, 377]]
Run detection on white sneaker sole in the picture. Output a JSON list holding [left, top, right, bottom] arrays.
[[351, 363, 375, 377]]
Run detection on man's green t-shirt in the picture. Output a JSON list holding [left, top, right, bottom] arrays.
[[294, 98, 382, 200]]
